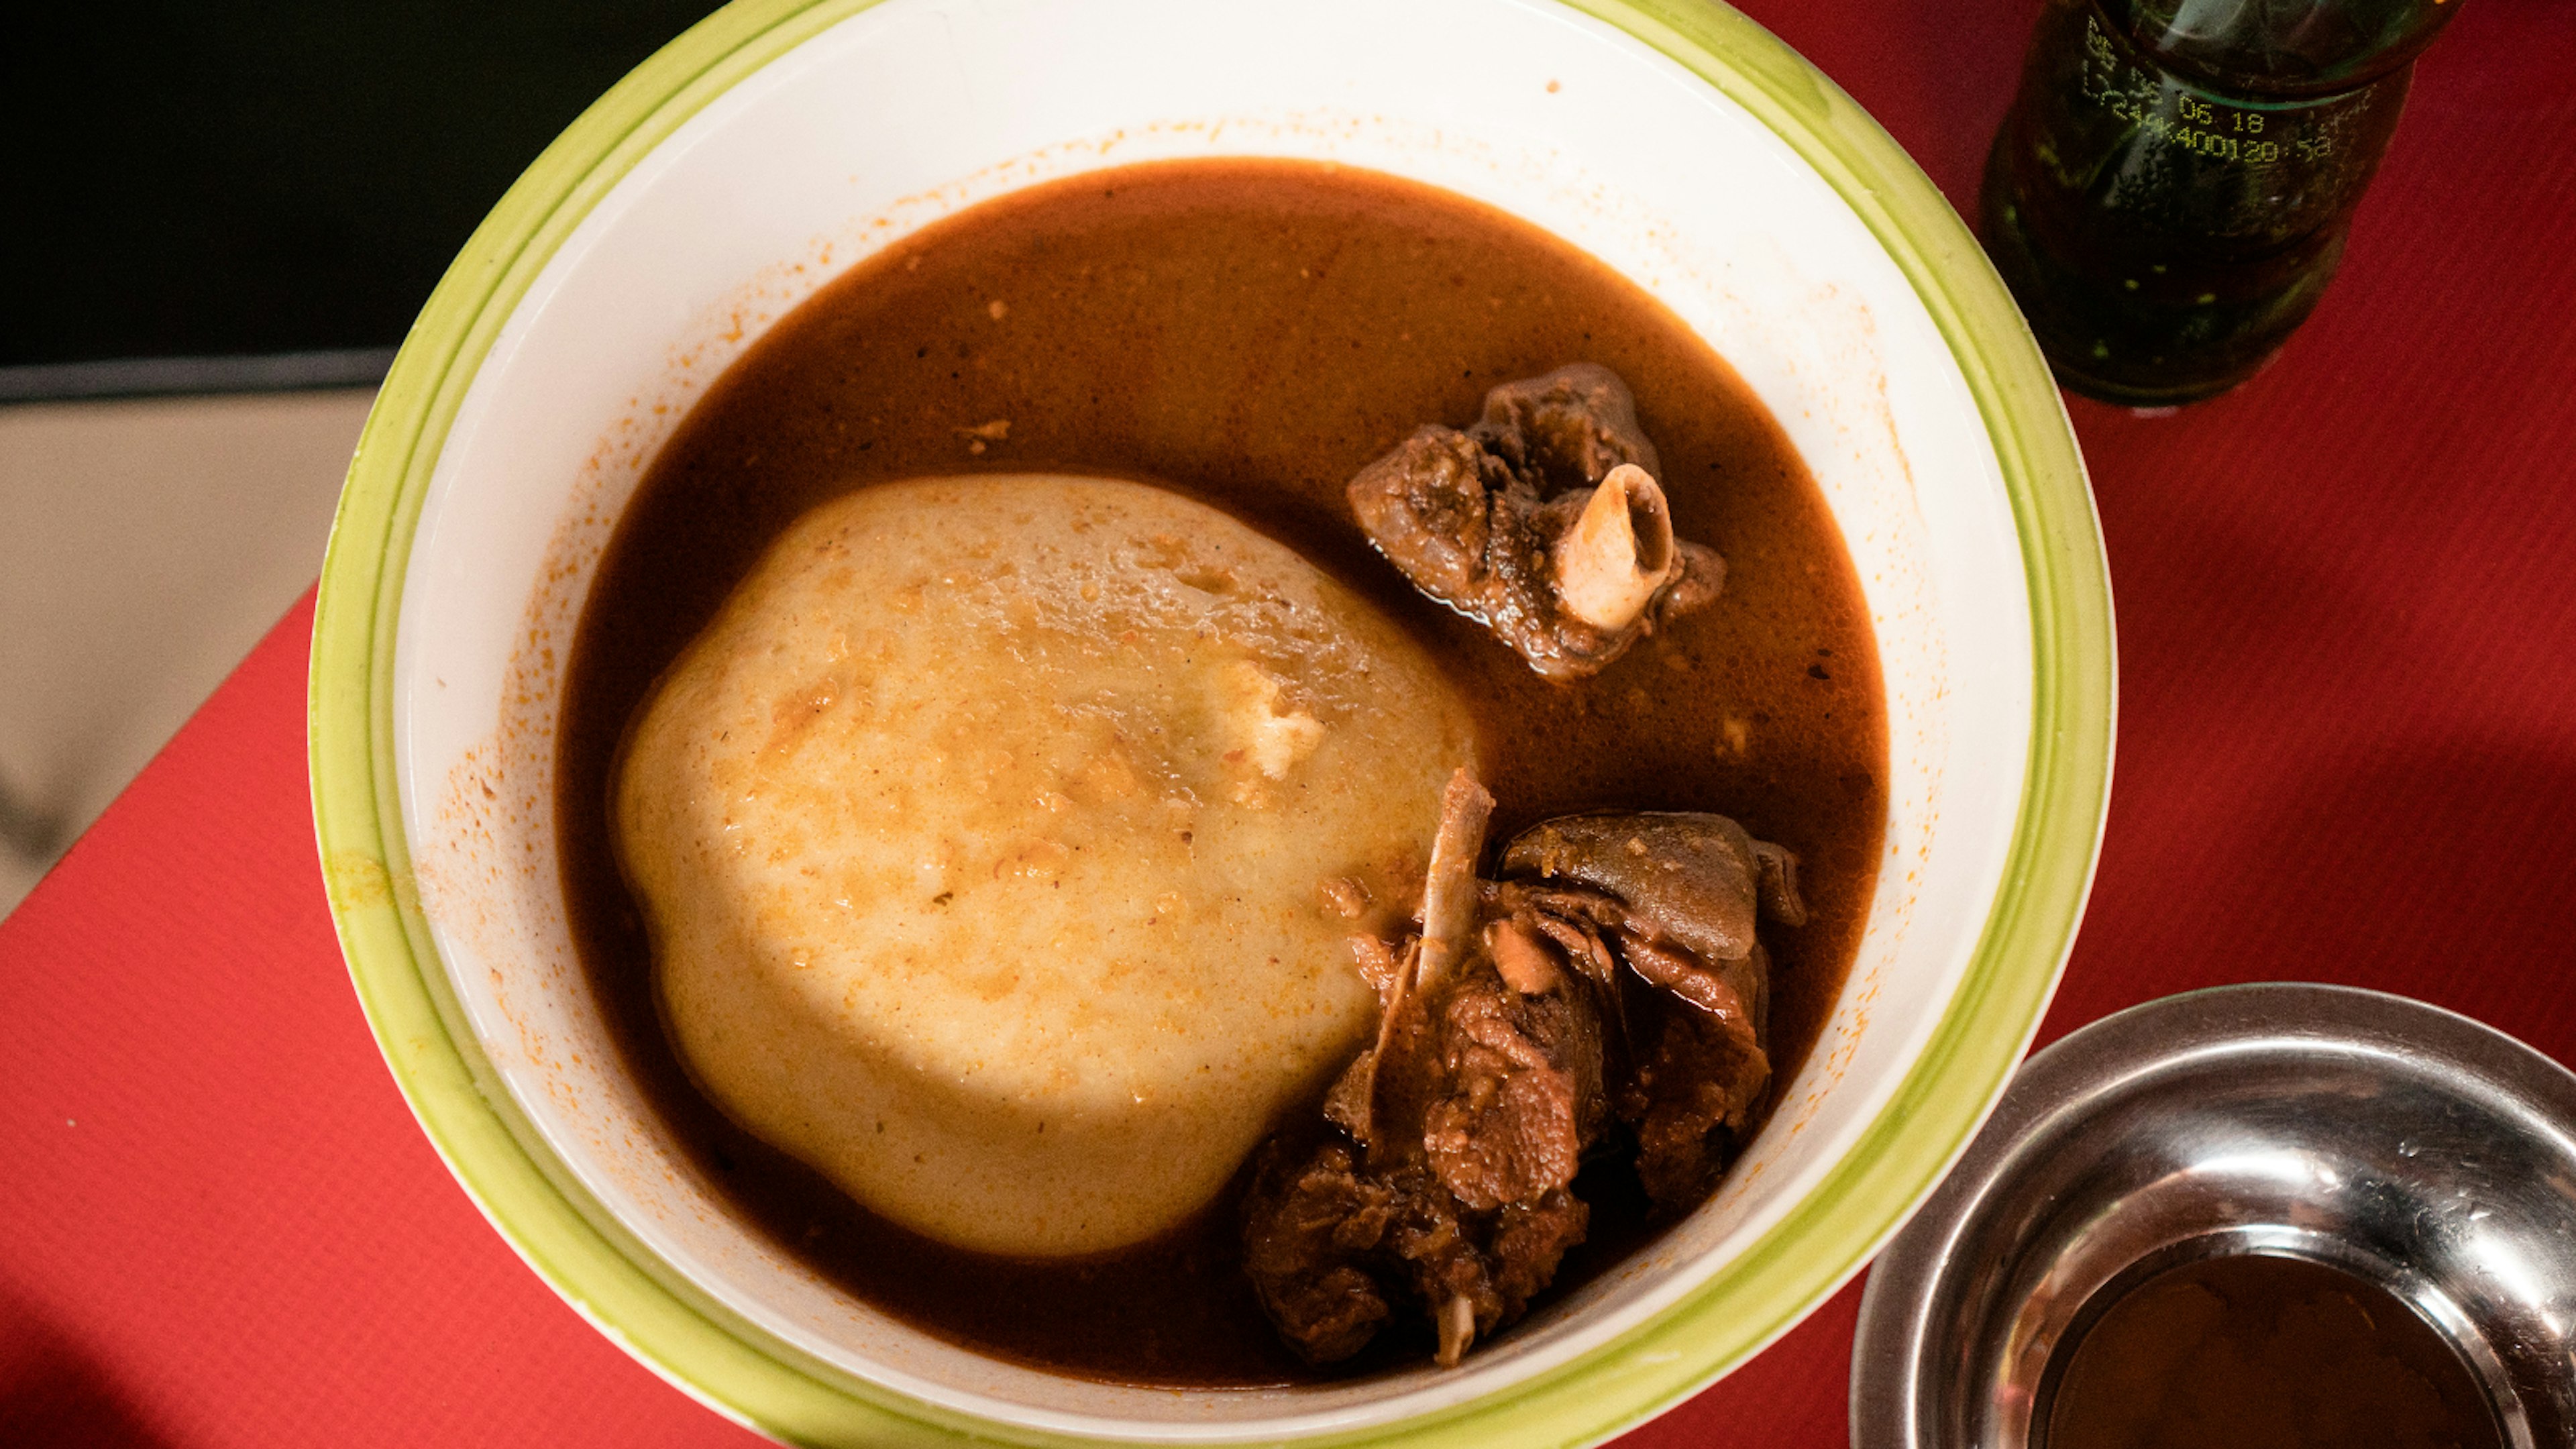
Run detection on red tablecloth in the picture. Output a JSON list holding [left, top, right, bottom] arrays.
[[7, 1, 2573, 1443]]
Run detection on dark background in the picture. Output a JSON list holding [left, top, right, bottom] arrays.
[[2, 1, 724, 370]]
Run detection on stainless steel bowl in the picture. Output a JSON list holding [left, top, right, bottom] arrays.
[[1851, 983, 2576, 1448]]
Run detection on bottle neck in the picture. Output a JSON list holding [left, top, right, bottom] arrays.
[[2101, 0, 2461, 97]]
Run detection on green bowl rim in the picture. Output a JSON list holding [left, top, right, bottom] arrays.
[[307, 0, 2112, 1443]]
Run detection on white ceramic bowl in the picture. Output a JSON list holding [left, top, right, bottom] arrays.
[[311, 1, 2112, 1444]]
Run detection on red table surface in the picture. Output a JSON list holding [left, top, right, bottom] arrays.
[[7, 2, 2574, 1444]]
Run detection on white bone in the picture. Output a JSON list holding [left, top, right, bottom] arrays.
[[1554, 463, 1680, 631], [1414, 769, 1494, 995], [1436, 1293, 1478, 1368]]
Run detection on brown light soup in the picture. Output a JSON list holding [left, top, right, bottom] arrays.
[[557, 158, 1885, 1385]]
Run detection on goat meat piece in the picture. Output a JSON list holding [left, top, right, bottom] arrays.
[[1500, 811, 1801, 1211], [1337, 771, 1493, 1159], [1379, 1161, 1591, 1368], [1240, 1139, 1582, 1370], [1500, 811, 1807, 967], [1619, 930, 1765, 1044], [1347, 364, 1722, 680], [1422, 971, 1607, 1213], [1469, 362, 1662, 483], [1379, 1169, 1501, 1367], [1619, 965, 1775, 1211], [1348, 427, 1520, 609], [1247, 801, 1615, 1365], [1246, 780, 1815, 1368], [1489, 1189, 1591, 1307], [1239, 1140, 1400, 1364]]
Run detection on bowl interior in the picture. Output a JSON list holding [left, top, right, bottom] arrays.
[[352, 0, 2058, 1439]]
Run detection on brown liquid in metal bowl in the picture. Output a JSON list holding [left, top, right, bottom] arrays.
[[2045, 1254, 2504, 1449], [555, 158, 1887, 1385]]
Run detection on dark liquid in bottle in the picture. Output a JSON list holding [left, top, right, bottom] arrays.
[[2041, 1253, 2504, 1449], [1982, 0, 2426, 404]]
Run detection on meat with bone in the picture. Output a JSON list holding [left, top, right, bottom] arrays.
[[1621, 967, 1776, 1210], [1240, 772, 1808, 1366], [1345, 364, 1724, 680], [1499, 811, 1805, 1212]]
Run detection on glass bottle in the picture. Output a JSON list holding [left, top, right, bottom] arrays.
[[1981, 0, 2461, 405]]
